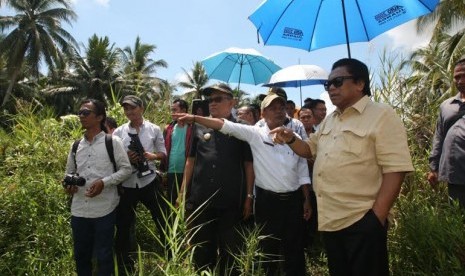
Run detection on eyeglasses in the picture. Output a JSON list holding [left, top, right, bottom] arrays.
[[207, 96, 232, 103], [78, 109, 94, 117], [323, 76, 356, 91]]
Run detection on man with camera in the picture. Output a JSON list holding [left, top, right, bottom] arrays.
[[113, 95, 167, 274], [64, 99, 132, 276]]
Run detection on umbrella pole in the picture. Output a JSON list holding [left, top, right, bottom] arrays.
[[238, 60, 243, 90], [299, 81, 303, 107], [341, 0, 352, 58]]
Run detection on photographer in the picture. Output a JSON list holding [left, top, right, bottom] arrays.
[[113, 95, 167, 274], [64, 99, 131, 276]]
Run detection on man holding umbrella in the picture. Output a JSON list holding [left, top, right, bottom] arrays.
[[271, 58, 413, 275]]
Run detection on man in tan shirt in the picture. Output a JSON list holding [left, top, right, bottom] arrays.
[[271, 58, 414, 275]]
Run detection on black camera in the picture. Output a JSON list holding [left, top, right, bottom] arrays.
[[128, 133, 154, 178], [63, 173, 86, 187]]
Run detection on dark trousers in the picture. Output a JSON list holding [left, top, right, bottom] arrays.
[[166, 172, 183, 206], [254, 187, 305, 276], [71, 210, 116, 276], [448, 183, 465, 208], [323, 209, 389, 276], [115, 180, 166, 272], [186, 204, 244, 275]]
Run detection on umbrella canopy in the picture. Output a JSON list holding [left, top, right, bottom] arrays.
[[249, 0, 439, 58], [264, 64, 328, 105], [201, 47, 281, 89], [264, 64, 328, 88]]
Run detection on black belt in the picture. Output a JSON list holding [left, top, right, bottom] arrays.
[[256, 186, 301, 200]]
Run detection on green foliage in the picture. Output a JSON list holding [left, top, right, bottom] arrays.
[[0, 102, 77, 275], [390, 182, 465, 275]]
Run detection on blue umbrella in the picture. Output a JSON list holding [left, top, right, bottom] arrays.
[[249, 0, 439, 58], [201, 47, 281, 89]]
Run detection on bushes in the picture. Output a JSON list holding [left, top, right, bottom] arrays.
[[0, 103, 75, 275], [1, 97, 465, 275]]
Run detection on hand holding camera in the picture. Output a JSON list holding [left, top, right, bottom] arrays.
[[62, 173, 85, 195], [128, 133, 154, 178]]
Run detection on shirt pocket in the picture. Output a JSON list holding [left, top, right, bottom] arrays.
[[340, 127, 367, 157]]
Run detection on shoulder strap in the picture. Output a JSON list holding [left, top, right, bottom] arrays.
[[444, 109, 465, 135], [105, 134, 117, 172], [71, 139, 81, 171]]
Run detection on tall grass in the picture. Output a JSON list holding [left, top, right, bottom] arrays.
[[2, 55, 465, 274]]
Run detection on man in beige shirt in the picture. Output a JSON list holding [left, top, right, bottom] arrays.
[[272, 58, 413, 276]]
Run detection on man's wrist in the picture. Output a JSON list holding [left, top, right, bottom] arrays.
[[286, 135, 296, 145]]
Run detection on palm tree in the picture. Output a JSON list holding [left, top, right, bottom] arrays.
[[119, 36, 167, 77], [117, 36, 167, 102], [0, 0, 78, 107], [70, 34, 120, 103], [417, 0, 465, 39], [178, 61, 209, 99]]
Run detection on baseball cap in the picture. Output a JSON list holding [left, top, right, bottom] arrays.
[[121, 95, 143, 107], [203, 83, 234, 97], [261, 93, 286, 111]]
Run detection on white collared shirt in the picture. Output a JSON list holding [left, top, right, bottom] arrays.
[[65, 132, 132, 218], [257, 116, 308, 140], [113, 119, 166, 188], [221, 119, 310, 193]]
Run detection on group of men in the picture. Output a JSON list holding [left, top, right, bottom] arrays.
[[63, 56, 465, 276]]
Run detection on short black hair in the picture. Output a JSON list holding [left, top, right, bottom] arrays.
[[173, 98, 188, 112], [308, 99, 325, 109], [298, 103, 313, 117], [249, 103, 260, 122], [286, 100, 296, 108], [304, 97, 313, 105], [105, 116, 117, 130], [81, 99, 107, 133], [332, 58, 371, 96]]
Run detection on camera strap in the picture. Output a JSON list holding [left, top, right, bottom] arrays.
[[71, 134, 117, 172]]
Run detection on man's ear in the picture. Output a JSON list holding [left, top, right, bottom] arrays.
[[356, 79, 366, 94]]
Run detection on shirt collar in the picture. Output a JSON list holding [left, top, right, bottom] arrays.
[[451, 93, 463, 104], [84, 131, 106, 143], [335, 95, 370, 115], [128, 118, 147, 130]]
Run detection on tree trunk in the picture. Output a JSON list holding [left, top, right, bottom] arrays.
[[2, 69, 20, 107]]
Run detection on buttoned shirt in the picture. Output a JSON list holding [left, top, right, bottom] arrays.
[[65, 132, 132, 218], [188, 119, 253, 208], [257, 116, 308, 141], [221, 120, 310, 193], [308, 96, 413, 231], [439, 116, 465, 184], [113, 119, 166, 188], [429, 93, 465, 184]]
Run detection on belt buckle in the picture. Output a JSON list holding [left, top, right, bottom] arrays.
[[277, 191, 292, 200]]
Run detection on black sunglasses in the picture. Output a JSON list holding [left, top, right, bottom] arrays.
[[78, 109, 94, 117], [207, 96, 232, 103], [323, 76, 356, 91]]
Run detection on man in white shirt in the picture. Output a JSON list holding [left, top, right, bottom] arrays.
[[113, 95, 167, 273], [64, 99, 131, 276]]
